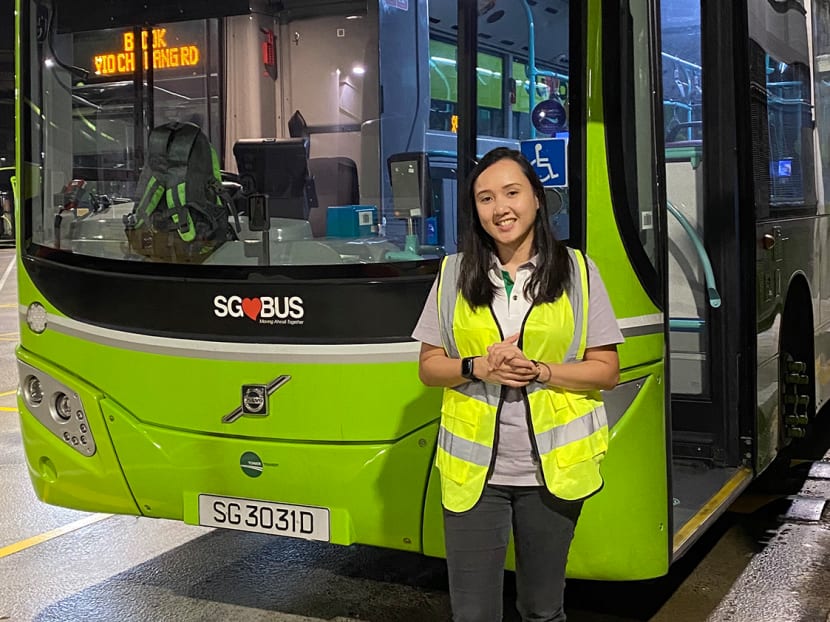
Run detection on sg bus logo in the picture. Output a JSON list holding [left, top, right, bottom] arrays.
[[213, 295, 305, 323]]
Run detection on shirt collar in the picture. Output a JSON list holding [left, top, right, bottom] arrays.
[[490, 253, 538, 274]]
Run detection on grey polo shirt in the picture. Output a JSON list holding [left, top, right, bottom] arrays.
[[412, 255, 624, 486]]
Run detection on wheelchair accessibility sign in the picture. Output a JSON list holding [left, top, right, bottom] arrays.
[[520, 138, 567, 188]]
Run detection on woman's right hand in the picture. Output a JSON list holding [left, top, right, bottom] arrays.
[[477, 334, 538, 387]]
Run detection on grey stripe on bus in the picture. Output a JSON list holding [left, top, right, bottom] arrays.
[[534, 405, 607, 455], [563, 249, 585, 363], [33, 312, 421, 364], [438, 425, 492, 468], [617, 313, 663, 329], [601, 377, 645, 429], [620, 323, 664, 338], [526, 377, 645, 430]]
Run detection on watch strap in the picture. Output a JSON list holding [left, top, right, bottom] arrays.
[[461, 356, 480, 381]]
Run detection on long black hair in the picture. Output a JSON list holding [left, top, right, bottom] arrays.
[[458, 147, 571, 308]]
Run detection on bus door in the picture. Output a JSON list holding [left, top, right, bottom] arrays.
[[659, 0, 756, 553]]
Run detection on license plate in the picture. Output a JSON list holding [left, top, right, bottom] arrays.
[[198, 494, 330, 541]]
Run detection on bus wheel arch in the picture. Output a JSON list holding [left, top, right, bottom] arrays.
[[778, 272, 816, 444]]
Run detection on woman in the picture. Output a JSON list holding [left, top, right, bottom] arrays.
[[412, 147, 623, 622]]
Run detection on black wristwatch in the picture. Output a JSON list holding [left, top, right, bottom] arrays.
[[461, 356, 480, 382]]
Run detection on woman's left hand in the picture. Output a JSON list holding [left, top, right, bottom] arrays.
[[484, 333, 537, 381]]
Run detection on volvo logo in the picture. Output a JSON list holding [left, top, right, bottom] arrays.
[[222, 375, 291, 423], [242, 386, 267, 414]]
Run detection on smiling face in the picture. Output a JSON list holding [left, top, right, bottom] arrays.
[[472, 158, 540, 263]]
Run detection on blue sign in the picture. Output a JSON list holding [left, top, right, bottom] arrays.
[[520, 138, 567, 188]]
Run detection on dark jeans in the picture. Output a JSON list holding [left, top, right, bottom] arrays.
[[443, 485, 583, 622]]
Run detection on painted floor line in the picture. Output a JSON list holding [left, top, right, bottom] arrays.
[[0, 406, 17, 411], [0, 256, 14, 294], [0, 389, 16, 397], [0, 513, 112, 559]]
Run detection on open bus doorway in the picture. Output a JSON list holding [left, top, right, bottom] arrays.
[[658, 0, 755, 556], [658, 0, 823, 557]]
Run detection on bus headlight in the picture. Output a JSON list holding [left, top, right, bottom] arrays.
[[23, 375, 44, 407], [17, 361, 96, 457], [53, 392, 73, 421]]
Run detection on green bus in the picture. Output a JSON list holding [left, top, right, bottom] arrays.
[[14, 0, 830, 581]]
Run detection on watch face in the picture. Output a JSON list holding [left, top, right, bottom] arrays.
[[462, 357, 473, 378]]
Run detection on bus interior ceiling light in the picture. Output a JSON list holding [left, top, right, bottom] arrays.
[[486, 10, 505, 24]]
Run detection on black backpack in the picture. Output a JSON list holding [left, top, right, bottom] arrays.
[[125, 122, 239, 262]]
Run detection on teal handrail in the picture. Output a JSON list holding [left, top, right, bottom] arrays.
[[662, 52, 701, 72], [669, 318, 706, 331], [666, 199, 721, 309]]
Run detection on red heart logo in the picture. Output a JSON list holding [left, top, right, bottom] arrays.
[[241, 297, 262, 321]]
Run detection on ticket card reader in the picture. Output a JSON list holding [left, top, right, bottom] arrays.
[[387, 152, 432, 260], [388, 152, 431, 218]]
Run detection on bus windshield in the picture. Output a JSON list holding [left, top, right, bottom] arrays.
[[22, 0, 572, 269], [22, 0, 435, 267]]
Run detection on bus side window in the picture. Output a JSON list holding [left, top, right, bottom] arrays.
[[748, 27, 816, 216]]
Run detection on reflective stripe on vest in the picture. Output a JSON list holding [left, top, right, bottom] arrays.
[[435, 249, 608, 512]]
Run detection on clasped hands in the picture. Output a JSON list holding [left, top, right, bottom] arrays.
[[476, 334, 549, 387]]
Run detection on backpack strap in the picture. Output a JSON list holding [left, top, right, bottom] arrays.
[[133, 125, 174, 227], [208, 177, 241, 240], [209, 145, 241, 237], [165, 123, 201, 241]]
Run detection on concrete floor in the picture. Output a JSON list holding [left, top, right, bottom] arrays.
[[1, 247, 829, 621]]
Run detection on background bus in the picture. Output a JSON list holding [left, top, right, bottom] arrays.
[[13, 0, 830, 581], [0, 9, 13, 246]]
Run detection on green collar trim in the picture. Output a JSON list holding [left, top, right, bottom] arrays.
[[501, 270, 514, 298]]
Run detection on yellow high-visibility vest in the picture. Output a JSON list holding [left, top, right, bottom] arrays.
[[435, 249, 608, 512]]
